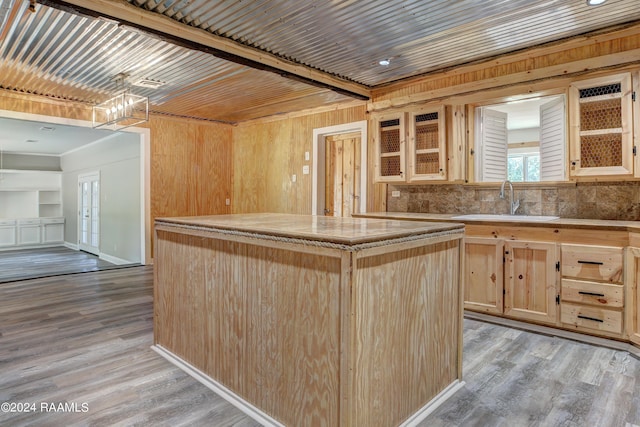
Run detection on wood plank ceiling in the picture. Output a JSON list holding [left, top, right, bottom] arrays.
[[0, 0, 639, 123]]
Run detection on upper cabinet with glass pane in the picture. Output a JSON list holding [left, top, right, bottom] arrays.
[[474, 95, 566, 183], [373, 112, 406, 182], [407, 106, 446, 182], [568, 73, 633, 177], [373, 108, 447, 183]]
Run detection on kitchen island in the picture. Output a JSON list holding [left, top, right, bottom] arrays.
[[153, 213, 465, 427]]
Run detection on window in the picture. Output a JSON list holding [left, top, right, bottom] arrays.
[[474, 95, 566, 182]]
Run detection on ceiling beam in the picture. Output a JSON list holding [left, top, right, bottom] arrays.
[[38, 0, 371, 101]]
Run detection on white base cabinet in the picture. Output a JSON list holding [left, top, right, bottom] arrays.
[[42, 218, 65, 243], [0, 217, 64, 250], [0, 219, 17, 247], [18, 219, 42, 245]]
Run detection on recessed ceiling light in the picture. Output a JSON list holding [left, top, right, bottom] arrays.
[[26, 139, 39, 143], [379, 59, 390, 66], [39, 126, 55, 132], [586, 0, 607, 5]]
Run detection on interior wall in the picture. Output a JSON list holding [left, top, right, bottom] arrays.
[[0, 91, 234, 259], [61, 132, 141, 263], [149, 115, 232, 218], [232, 105, 382, 214], [2, 153, 61, 171]]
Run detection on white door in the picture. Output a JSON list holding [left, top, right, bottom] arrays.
[[78, 173, 100, 255]]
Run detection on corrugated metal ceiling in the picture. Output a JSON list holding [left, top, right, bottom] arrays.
[[128, 0, 640, 86], [0, 0, 639, 123]]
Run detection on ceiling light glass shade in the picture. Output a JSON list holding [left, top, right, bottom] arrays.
[[92, 91, 148, 130], [586, 0, 606, 5]]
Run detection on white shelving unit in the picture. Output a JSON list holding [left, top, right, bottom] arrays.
[[0, 170, 64, 250]]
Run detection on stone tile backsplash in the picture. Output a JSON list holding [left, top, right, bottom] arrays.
[[387, 182, 640, 221]]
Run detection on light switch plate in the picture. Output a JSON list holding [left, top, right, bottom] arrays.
[[292, 174, 297, 182], [391, 191, 401, 197], [302, 165, 310, 175], [305, 151, 310, 161]]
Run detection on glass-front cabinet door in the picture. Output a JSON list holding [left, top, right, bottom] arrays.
[[373, 112, 406, 182], [569, 73, 633, 177], [407, 106, 447, 182]]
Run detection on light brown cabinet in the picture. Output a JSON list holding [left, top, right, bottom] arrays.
[[373, 112, 406, 182], [407, 106, 446, 181], [464, 237, 559, 325], [569, 72, 634, 177], [504, 241, 559, 326], [626, 247, 640, 346], [373, 106, 447, 183], [463, 237, 504, 314], [559, 244, 625, 337]]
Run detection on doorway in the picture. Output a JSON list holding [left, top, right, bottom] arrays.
[[78, 172, 100, 255], [324, 132, 361, 217], [312, 121, 367, 216]]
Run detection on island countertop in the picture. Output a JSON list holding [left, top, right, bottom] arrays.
[[155, 212, 464, 246], [352, 211, 640, 232]]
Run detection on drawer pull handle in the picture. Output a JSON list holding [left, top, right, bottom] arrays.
[[578, 291, 605, 297], [577, 260, 603, 265], [577, 315, 604, 323]]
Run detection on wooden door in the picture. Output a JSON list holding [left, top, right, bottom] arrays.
[[324, 132, 361, 217], [626, 247, 640, 346], [464, 237, 504, 314], [504, 241, 559, 325]]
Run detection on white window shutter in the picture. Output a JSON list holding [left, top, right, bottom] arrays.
[[539, 97, 566, 181], [481, 109, 508, 182]]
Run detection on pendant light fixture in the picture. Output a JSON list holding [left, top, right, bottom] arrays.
[[92, 73, 149, 130]]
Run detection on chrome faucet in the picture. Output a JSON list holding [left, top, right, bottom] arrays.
[[499, 180, 520, 215]]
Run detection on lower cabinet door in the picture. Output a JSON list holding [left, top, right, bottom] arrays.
[[18, 224, 41, 245], [504, 240, 559, 325], [626, 247, 640, 346], [0, 225, 17, 247], [464, 237, 504, 314]]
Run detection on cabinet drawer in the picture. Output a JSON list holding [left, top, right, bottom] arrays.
[[561, 279, 623, 308], [18, 219, 41, 225], [561, 302, 622, 335], [561, 244, 623, 283], [0, 219, 16, 226]]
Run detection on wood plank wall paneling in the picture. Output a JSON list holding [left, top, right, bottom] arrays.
[[353, 240, 460, 426], [370, 26, 640, 110], [149, 115, 232, 219], [154, 229, 343, 427], [231, 105, 383, 214]]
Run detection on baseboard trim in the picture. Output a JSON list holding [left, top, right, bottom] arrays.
[[153, 344, 462, 426], [151, 345, 284, 427], [99, 252, 132, 265], [400, 380, 465, 427], [64, 242, 79, 250], [465, 311, 640, 360]]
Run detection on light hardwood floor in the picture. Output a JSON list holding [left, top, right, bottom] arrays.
[[0, 247, 130, 283], [1, 266, 638, 426]]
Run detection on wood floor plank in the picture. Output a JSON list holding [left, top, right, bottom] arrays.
[[1, 265, 639, 426], [0, 266, 260, 427], [0, 246, 134, 283]]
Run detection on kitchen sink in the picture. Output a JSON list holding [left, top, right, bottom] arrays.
[[451, 214, 560, 222]]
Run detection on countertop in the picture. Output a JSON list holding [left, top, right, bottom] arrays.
[[155, 213, 464, 245], [352, 212, 640, 232]]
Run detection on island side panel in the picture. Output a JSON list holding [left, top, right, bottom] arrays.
[[154, 226, 344, 427], [351, 236, 462, 427]]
